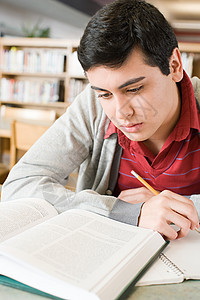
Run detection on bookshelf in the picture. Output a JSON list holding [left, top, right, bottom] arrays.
[[0, 38, 87, 116], [179, 42, 200, 78]]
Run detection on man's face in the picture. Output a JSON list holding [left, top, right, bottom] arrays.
[[87, 48, 182, 144]]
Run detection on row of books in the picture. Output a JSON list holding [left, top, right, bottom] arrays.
[[68, 79, 88, 103], [1, 47, 66, 74], [0, 78, 64, 103]]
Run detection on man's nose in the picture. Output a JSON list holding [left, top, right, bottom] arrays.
[[115, 95, 134, 120]]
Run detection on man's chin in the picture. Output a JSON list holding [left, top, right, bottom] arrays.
[[122, 131, 147, 142]]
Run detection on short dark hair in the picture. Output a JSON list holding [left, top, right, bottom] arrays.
[[77, 0, 178, 75]]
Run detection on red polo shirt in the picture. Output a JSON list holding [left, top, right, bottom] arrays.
[[104, 72, 200, 196]]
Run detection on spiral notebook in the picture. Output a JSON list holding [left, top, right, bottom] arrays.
[[137, 227, 200, 286]]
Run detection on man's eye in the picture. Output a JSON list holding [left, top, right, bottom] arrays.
[[127, 86, 143, 93], [97, 93, 112, 99]]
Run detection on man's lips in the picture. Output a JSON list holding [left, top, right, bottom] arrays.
[[120, 122, 143, 133]]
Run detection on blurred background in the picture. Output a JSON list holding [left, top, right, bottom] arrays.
[[0, 0, 200, 40]]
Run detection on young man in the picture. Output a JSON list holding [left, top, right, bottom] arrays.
[[2, 0, 200, 240]]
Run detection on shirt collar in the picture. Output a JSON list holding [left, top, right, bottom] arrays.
[[104, 71, 199, 148], [104, 121, 118, 139]]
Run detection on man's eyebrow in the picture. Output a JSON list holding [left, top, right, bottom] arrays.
[[90, 86, 109, 92], [90, 76, 145, 92], [118, 76, 145, 89]]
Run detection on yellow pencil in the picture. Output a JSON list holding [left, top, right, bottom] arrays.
[[131, 170, 159, 196], [131, 170, 200, 233]]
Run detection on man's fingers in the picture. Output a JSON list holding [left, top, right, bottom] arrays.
[[159, 191, 199, 229], [139, 191, 199, 240], [165, 210, 191, 238], [138, 213, 178, 240], [161, 224, 178, 240], [171, 201, 198, 230]]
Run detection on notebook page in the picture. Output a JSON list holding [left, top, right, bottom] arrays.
[[137, 227, 200, 286], [163, 229, 200, 280], [136, 252, 184, 286]]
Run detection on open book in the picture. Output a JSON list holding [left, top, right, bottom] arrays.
[[137, 225, 200, 286], [0, 198, 167, 300]]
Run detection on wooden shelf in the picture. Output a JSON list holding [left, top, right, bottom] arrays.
[[179, 42, 200, 53], [0, 37, 87, 115], [69, 75, 87, 80], [0, 38, 86, 167], [178, 41, 200, 78], [1, 71, 68, 79], [0, 100, 69, 108], [0, 37, 79, 48]]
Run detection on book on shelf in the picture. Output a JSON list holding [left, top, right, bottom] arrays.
[[68, 78, 88, 103], [0, 198, 168, 300], [1, 47, 66, 74], [0, 78, 64, 103]]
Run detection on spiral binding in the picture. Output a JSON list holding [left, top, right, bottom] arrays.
[[159, 253, 184, 277]]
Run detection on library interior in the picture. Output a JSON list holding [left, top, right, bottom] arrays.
[[0, 0, 200, 299], [0, 0, 200, 185]]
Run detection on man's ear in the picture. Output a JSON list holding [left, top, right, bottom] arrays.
[[169, 47, 183, 82]]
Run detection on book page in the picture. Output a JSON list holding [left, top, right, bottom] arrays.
[[0, 198, 58, 242], [0, 209, 164, 299]]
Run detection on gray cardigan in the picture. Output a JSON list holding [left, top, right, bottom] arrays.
[[2, 77, 200, 225]]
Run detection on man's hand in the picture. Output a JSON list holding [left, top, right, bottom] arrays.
[[138, 190, 199, 240], [118, 187, 154, 204]]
